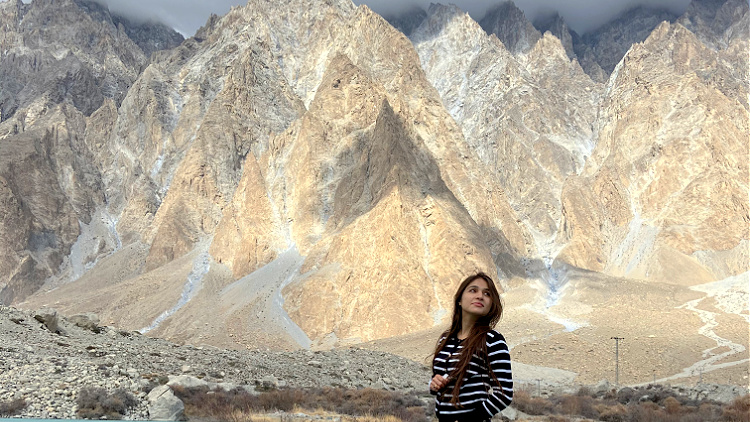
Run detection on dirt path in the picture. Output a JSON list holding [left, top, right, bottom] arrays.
[[658, 273, 749, 383]]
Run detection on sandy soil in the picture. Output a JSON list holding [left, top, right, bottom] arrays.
[[17, 250, 749, 393]]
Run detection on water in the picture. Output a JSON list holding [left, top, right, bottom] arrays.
[[0, 420, 169, 422]]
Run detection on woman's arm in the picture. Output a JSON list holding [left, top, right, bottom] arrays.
[[473, 331, 514, 418]]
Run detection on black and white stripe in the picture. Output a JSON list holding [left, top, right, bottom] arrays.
[[431, 330, 513, 420]]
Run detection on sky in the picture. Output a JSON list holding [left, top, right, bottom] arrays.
[[19, 0, 694, 36]]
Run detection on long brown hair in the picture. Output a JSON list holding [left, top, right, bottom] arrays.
[[433, 272, 503, 406]]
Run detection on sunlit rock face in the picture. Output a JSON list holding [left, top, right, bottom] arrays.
[[5, 0, 521, 347], [411, 4, 601, 279], [558, 21, 749, 284]]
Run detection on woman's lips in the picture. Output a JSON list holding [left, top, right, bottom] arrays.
[[471, 302, 484, 307]]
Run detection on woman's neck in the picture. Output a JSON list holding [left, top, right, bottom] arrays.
[[458, 313, 478, 339]]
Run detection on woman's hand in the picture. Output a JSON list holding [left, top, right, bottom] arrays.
[[430, 374, 448, 392]]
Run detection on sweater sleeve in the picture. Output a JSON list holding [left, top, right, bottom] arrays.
[[429, 336, 447, 396], [475, 331, 514, 418]]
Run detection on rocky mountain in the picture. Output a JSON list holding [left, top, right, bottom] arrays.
[[558, 19, 749, 282], [0, 0, 173, 305], [1, 0, 748, 389], [677, 0, 750, 48], [533, 13, 608, 83], [479, 1, 541, 54], [382, 6, 427, 37], [410, 3, 601, 284], [577, 6, 680, 75], [533, 12, 575, 60]]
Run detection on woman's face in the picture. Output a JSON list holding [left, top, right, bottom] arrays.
[[459, 277, 492, 317]]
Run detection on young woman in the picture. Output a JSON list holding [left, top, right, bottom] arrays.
[[429, 272, 513, 421]]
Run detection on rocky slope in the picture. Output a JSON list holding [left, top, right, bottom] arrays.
[[0, 306, 431, 419], [1, 305, 746, 420]]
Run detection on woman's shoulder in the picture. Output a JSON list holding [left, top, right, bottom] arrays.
[[485, 329, 508, 346]]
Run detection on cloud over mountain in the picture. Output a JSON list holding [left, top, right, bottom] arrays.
[[20, 0, 693, 36]]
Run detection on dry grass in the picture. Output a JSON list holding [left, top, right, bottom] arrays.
[[75, 387, 137, 420], [721, 394, 750, 422], [497, 384, 748, 422], [0, 398, 27, 417], [222, 411, 406, 422], [172, 386, 428, 422]]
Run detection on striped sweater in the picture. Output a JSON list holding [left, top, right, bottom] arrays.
[[431, 330, 513, 420]]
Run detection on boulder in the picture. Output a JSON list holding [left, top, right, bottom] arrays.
[[33, 309, 65, 335], [256, 375, 279, 391], [147, 385, 185, 421], [594, 379, 611, 395], [500, 406, 519, 420], [69, 313, 100, 331], [167, 375, 209, 389]]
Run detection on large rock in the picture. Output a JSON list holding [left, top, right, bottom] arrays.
[[33, 308, 65, 335], [167, 375, 209, 389], [69, 313, 100, 331], [147, 385, 185, 421]]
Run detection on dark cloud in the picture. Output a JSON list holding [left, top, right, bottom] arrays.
[[19, 0, 693, 36], [77, 0, 242, 36], [356, 0, 693, 34]]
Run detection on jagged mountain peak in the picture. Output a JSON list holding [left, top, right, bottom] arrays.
[[411, 3, 488, 47], [580, 4, 679, 74], [678, 0, 750, 48], [110, 15, 184, 58], [533, 12, 577, 60], [382, 5, 427, 37], [479, 0, 541, 54]]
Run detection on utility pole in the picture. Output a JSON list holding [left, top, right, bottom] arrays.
[[536, 379, 541, 397], [611, 337, 624, 386]]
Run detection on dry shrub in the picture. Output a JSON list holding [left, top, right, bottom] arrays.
[[646, 385, 677, 403], [0, 398, 27, 417], [172, 386, 428, 422], [512, 390, 555, 415], [596, 403, 627, 422], [617, 387, 636, 404], [557, 394, 597, 419], [721, 395, 750, 422], [697, 402, 722, 421], [663, 396, 682, 415], [76, 387, 137, 420], [576, 386, 594, 397], [546, 416, 573, 422], [627, 401, 665, 422], [626, 401, 691, 422]]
